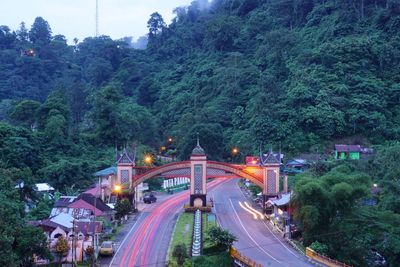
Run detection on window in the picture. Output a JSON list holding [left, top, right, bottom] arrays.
[[194, 165, 203, 194], [121, 170, 129, 184]]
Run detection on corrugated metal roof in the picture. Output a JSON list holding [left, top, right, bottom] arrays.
[[94, 166, 116, 177], [272, 192, 292, 206], [335, 144, 361, 152]]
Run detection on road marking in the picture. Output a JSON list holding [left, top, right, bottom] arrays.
[[239, 201, 258, 219], [235, 181, 300, 259], [244, 201, 264, 219], [108, 212, 145, 267], [261, 220, 300, 258], [110, 179, 230, 267], [236, 181, 299, 259], [229, 198, 282, 264]]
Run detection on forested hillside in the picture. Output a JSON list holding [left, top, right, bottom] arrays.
[[0, 0, 400, 265], [0, 0, 399, 187]]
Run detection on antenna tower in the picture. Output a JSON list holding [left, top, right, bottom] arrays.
[[95, 0, 99, 37]]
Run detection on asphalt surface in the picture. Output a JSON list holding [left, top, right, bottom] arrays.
[[105, 179, 228, 267], [209, 179, 314, 267]]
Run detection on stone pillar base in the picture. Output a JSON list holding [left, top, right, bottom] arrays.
[[190, 194, 207, 207]]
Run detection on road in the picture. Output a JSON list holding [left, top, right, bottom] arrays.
[[106, 179, 228, 267], [210, 179, 314, 267]]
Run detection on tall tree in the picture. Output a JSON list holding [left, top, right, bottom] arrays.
[[29, 17, 52, 45]]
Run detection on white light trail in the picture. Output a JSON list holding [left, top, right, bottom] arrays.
[[239, 201, 258, 220], [244, 202, 264, 219]]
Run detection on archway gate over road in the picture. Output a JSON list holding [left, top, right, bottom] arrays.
[[115, 140, 281, 208]]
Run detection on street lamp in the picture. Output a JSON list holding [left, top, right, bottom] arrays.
[[144, 155, 153, 165], [114, 184, 122, 192], [168, 137, 173, 143], [232, 147, 239, 155], [114, 184, 122, 200]]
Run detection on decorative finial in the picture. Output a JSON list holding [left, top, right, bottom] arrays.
[[197, 132, 200, 147]]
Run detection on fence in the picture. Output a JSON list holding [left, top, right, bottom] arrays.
[[306, 247, 352, 267], [230, 247, 263, 267]]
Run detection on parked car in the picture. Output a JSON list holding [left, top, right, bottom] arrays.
[[143, 193, 157, 204], [99, 241, 114, 256]]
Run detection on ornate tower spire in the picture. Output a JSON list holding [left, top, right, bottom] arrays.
[[192, 132, 205, 155]]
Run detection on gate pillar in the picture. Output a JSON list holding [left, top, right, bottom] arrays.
[[189, 138, 207, 207], [260, 149, 281, 211], [116, 147, 135, 194]]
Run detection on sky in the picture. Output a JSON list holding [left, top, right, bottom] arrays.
[[0, 0, 193, 43]]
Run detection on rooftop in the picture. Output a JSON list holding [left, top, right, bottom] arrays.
[[74, 193, 112, 212], [260, 148, 281, 165], [54, 196, 77, 208], [35, 183, 55, 192], [271, 192, 292, 206], [94, 166, 117, 177], [49, 212, 75, 228], [116, 147, 135, 164], [335, 144, 361, 152]]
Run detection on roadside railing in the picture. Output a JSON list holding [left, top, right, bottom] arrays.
[[306, 247, 352, 267], [230, 247, 263, 267]]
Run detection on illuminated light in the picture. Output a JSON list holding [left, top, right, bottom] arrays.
[[168, 137, 173, 142], [239, 201, 258, 220], [161, 146, 166, 151], [278, 208, 284, 215], [252, 160, 257, 165], [232, 148, 239, 155], [373, 183, 378, 187], [114, 184, 121, 192], [244, 202, 264, 219], [144, 155, 152, 164]]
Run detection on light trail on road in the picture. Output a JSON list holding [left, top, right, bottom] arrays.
[[213, 179, 313, 267], [239, 201, 258, 219], [111, 178, 229, 267], [244, 201, 264, 219]]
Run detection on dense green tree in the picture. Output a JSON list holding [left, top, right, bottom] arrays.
[[172, 244, 188, 266], [29, 17, 52, 45], [0, 172, 50, 266], [207, 225, 237, 250], [10, 100, 40, 128], [147, 12, 166, 39], [115, 198, 132, 219]]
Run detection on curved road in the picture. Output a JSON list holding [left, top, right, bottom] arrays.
[[210, 179, 314, 267], [107, 179, 227, 267]]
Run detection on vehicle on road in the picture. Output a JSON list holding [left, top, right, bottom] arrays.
[[99, 241, 114, 256], [143, 193, 157, 204]]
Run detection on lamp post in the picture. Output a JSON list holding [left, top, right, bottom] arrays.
[[114, 184, 122, 199], [231, 147, 242, 163], [144, 155, 153, 165]]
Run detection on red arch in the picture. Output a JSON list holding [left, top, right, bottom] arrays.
[[206, 161, 264, 188], [132, 161, 191, 188], [132, 160, 264, 190]]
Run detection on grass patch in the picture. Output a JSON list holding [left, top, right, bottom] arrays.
[[202, 213, 216, 251], [168, 212, 194, 266], [193, 251, 232, 266]]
